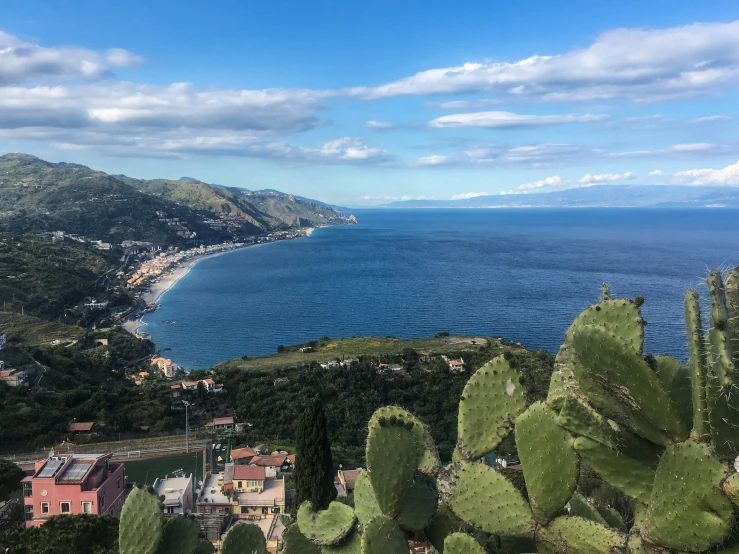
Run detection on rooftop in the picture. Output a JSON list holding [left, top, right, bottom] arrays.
[[68, 422, 95, 432], [230, 447, 257, 460], [234, 479, 284, 506], [198, 473, 229, 505], [249, 455, 287, 467], [213, 417, 234, 426], [153, 475, 192, 507], [233, 466, 265, 481]]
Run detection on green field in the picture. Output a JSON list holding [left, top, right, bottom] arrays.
[[215, 334, 490, 372], [122, 454, 204, 487]]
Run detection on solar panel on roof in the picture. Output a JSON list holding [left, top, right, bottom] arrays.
[[38, 459, 64, 478], [60, 463, 91, 481]]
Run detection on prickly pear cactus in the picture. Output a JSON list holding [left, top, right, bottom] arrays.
[[157, 516, 200, 554], [297, 501, 356, 545], [219, 523, 267, 554], [119, 486, 164, 554]]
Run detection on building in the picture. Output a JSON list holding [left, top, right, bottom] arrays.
[[336, 468, 363, 497], [0, 368, 27, 387], [181, 381, 199, 391], [152, 357, 179, 378], [170, 384, 182, 398], [224, 464, 285, 520], [231, 466, 266, 493], [22, 454, 126, 527], [153, 474, 193, 515], [211, 417, 235, 431], [249, 455, 292, 479], [231, 447, 258, 466], [0, 331, 7, 350], [448, 358, 466, 372], [68, 422, 96, 434]]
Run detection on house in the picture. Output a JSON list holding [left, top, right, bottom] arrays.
[[448, 358, 465, 372], [153, 474, 193, 515], [230, 466, 266, 493], [273, 377, 289, 387], [388, 364, 405, 373], [0, 368, 27, 387], [249, 455, 292, 478], [337, 468, 362, 495], [223, 464, 286, 520], [22, 454, 126, 527], [231, 447, 258, 466], [170, 384, 182, 398], [152, 357, 178, 378], [68, 422, 96, 434], [212, 417, 235, 431], [196, 472, 231, 515], [200, 378, 215, 392], [0, 330, 7, 350], [181, 381, 199, 391], [130, 371, 149, 386]]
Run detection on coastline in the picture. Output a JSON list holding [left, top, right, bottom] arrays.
[[122, 228, 317, 336]]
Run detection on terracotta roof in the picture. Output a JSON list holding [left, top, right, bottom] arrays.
[[182, 381, 199, 387], [339, 469, 363, 490], [214, 417, 234, 426], [202, 378, 215, 385], [231, 447, 257, 460], [233, 465, 266, 480], [170, 384, 181, 390], [250, 455, 288, 467], [68, 422, 95, 432], [286, 454, 296, 464]]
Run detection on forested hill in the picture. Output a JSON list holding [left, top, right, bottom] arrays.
[[0, 153, 355, 243]]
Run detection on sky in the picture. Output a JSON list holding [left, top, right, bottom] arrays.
[[1, 1, 739, 206]]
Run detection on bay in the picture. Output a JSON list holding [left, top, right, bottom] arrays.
[[142, 209, 739, 369]]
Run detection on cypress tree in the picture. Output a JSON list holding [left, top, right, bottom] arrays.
[[295, 397, 337, 510]]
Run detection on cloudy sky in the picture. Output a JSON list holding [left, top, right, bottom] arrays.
[[1, 0, 739, 205]]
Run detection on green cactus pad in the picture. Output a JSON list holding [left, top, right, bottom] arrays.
[[424, 504, 466, 553], [536, 515, 626, 554], [571, 325, 689, 444], [654, 354, 693, 429], [443, 532, 486, 554], [220, 523, 267, 554], [366, 406, 423, 516], [321, 528, 362, 554], [727, 267, 739, 360], [708, 270, 735, 383], [685, 288, 709, 439], [596, 505, 627, 533], [556, 394, 618, 449], [283, 524, 321, 554], [644, 440, 733, 552], [360, 516, 409, 554], [567, 493, 607, 526], [119, 486, 164, 554], [516, 402, 578, 522], [352, 470, 382, 525], [366, 406, 439, 474], [297, 501, 356, 546], [396, 471, 439, 531], [457, 356, 526, 460], [573, 437, 654, 503], [627, 536, 671, 554], [158, 516, 200, 554], [439, 461, 534, 538], [193, 539, 215, 554], [565, 298, 644, 353]]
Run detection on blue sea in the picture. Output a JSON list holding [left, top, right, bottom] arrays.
[[142, 209, 739, 369]]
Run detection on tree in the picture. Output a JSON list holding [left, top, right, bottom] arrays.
[[1, 514, 119, 554], [295, 397, 336, 510], [0, 459, 25, 501]]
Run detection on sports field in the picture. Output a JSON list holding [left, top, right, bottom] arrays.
[[122, 454, 204, 486]]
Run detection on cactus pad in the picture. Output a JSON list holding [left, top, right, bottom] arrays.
[[118, 486, 163, 554], [321, 528, 362, 554], [685, 288, 709, 439], [566, 298, 644, 353], [536, 515, 626, 554], [219, 523, 267, 554], [708, 271, 735, 383], [573, 437, 654, 503], [457, 356, 525, 460], [727, 267, 739, 360], [596, 505, 627, 533], [439, 461, 534, 538], [366, 406, 423, 516], [352, 470, 382, 525], [443, 532, 486, 554], [723, 472, 739, 505], [556, 394, 618, 449], [158, 516, 200, 554], [396, 471, 439, 531], [297, 501, 356, 546], [516, 402, 578, 522], [424, 504, 466, 553], [567, 493, 607, 526], [654, 355, 693, 429], [360, 516, 409, 554], [644, 440, 733, 552], [571, 325, 688, 444], [193, 539, 215, 554], [283, 524, 321, 554]]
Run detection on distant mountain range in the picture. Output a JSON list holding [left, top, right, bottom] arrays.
[[381, 185, 739, 209], [0, 153, 354, 243]]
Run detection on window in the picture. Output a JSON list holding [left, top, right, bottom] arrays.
[[82, 502, 92, 513], [41, 502, 49, 514], [117, 477, 121, 490], [240, 506, 249, 514], [167, 506, 176, 514], [60, 502, 70, 514], [261, 507, 268, 515], [99, 495, 105, 510], [237, 481, 243, 489], [23, 482, 32, 497], [24, 506, 33, 521], [272, 507, 281, 514]]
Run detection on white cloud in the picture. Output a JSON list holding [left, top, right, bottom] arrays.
[[425, 99, 502, 110], [348, 20, 739, 102], [517, 176, 562, 191], [466, 143, 592, 167], [452, 191, 489, 200], [649, 169, 663, 176], [365, 120, 394, 129], [670, 143, 716, 151], [579, 172, 635, 183], [691, 115, 731, 123], [673, 160, 739, 185], [0, 31, 142, 85], [428, 111, 607, 129], [415, 155, 450, 166]]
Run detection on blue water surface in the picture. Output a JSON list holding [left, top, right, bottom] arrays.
[[142, 209, 739, 368]]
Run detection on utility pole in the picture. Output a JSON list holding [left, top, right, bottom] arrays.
[[183, 401, 190, 452]]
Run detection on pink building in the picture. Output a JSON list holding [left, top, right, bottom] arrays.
[[22, 454, 126, 527]]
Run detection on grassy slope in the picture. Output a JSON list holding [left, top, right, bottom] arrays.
[[0, 312, 84, 345], [215, 334, 491, 372]]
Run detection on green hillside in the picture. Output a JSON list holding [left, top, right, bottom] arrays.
[[0, 154, 230, 243], [239, 190, 356, 228]]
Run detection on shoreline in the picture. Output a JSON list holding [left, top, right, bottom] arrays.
[[122, 228, 317, 336]]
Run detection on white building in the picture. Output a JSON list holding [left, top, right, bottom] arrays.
[[0, 331, 7, 351], [153, 474, 194, 515]]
